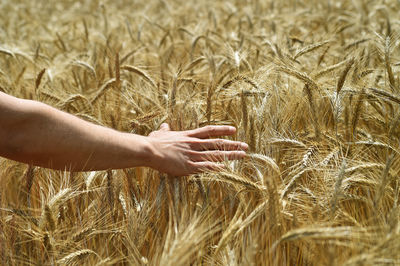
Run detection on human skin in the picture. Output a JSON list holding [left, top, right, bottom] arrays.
[[0, 92, 248, 176]]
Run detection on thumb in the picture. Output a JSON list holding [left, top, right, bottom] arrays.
[[159, 123, 171, 131]]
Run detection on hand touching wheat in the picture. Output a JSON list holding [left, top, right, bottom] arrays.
[[0, 92, 247, 174], [148, 123, 248, 176]]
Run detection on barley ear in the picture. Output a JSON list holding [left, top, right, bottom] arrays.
[[241, 90, 248, 131], [24, 165, 35, 207], [41, 205, 55, 232], [337, 57, 354, 94], [330, 160, 347, 218], [35, 68, 46, 92], [115, 52, 120, 89], [351, 88, 365, 141], [385, 36, 396, 91], [374, 154, 394, 210]]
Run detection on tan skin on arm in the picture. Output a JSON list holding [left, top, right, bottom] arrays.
[[0, 92, 248, 176]]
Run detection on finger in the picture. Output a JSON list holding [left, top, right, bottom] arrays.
[[192, 139, 248, 151], [191, 161, 226, 173], [186, 125, 236, 139], [190, 150, 247, 162], [159, 123, 171, 131]]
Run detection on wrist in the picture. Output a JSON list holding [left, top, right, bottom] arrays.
[[139, 136, 162, 170]]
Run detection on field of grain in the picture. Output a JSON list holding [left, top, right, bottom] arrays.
[[1, 0, 400, 265]]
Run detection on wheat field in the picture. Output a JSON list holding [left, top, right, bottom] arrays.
[[1, 0, 400, 265]]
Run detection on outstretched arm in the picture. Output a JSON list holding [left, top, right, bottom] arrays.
[[0, 92, 247, 175]]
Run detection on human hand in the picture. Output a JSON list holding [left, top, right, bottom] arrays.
[[146, 123, 248, 176]]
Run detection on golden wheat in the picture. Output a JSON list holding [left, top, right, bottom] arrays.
[[1, 0, 400, 265]]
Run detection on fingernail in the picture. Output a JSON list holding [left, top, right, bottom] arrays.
[[228, 126, 236, 132], [241, 143, 249, 150]]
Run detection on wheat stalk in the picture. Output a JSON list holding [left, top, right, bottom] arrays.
[[73, 60, 96, 78], [384, 36, 396, 91], [344, 163, 385, 175], [241, 90, 248, 131], [273, 226, 366, 250], [35, 68, 46, 92], [24, 166, 35, 207], [91, 78, 116, 104], [374, 154, 394, 209], [220, 75, 260, 91], [120, 65, 157, 88], [204, 171, 266, 192], [314, 59, 348, 79], [351, 88, 366, 140], [275, 66, 320, 136], [275, 66, 319, 91], [41, 205, 55, 232], [344, 38, 370, 50], [367, 87, 400, 105], [293, 40, 330, 60], [248, 153, 280, 175], [268, 138, 307, 148], [57, 249, 98, 264], [337, 58, 355, 94], [330, 160, 347, 217], [0, 46, 15, 58], [280, 168, 310, 199]]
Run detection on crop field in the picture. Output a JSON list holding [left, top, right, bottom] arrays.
[[1, 0, 400, 265]]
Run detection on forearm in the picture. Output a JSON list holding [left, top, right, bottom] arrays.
[[0, 98, 153, 171], [1, 92, 248, 175]]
